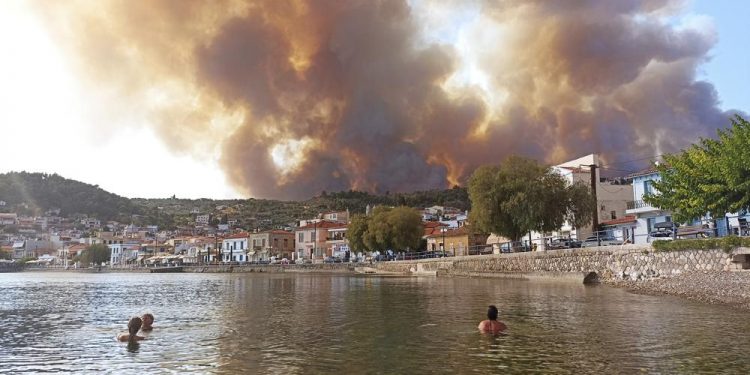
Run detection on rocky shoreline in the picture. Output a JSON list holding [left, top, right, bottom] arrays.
[[604, 271, 750, 310]]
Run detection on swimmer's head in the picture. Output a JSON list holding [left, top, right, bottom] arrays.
[[487, 305, 499, 321], [128, 317, 143, 335], [142, 313, 154, 327]]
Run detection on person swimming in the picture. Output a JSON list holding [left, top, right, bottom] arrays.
[[141, 313, 154, 332], [478, 305, 507, 334], [117, 317, 146, 342]]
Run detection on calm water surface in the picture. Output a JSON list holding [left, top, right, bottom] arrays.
[[1, 271, 749, 374]]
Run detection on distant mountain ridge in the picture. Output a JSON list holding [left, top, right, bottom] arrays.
[[0, 172, 470, 229], [0, 172, 139, 221]]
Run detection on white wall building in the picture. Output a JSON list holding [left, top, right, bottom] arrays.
[[221, 233, 248, 262]]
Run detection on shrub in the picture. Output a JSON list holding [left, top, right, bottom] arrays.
[[651, 236, 750, 253]]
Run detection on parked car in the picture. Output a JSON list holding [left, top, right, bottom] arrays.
[[581, 236, 622, 247], [548, 237, 582, 250], [648, 230, 674, 242], [499, 242, 531, 253], [324, 256, 344, 263]]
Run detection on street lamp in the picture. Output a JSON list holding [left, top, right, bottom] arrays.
[[313, 221, 317, 262], [441, 227, 446, 257]]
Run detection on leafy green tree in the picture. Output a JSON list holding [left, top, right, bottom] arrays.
[[347, 206, 423, 252], [385, 206, 423, 251], [80, 244, 110, 266], [468, 156, 595, 242], [347, 214, 370, 252], [646, 115, 750, 222]]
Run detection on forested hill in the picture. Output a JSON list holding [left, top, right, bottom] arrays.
[[0, 172, 470, 229], [0, 172, 139, 221]]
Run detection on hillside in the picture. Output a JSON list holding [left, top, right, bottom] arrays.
[[0, 172, 470, 229], [0, 172, 140, 221]]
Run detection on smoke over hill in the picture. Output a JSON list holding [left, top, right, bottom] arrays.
[[36, 0, 738, 199]]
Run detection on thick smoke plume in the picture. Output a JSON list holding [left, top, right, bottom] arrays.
[[36, 0, 738, 199]]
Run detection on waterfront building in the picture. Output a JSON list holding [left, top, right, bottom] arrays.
[[248, 230, 295, 261], [109, 242, 141, 265], [528, 154, 633, 247], [624, 167, 673, 244], [425, 226, 488, 256], [326, 224, 348, 258], [221, 232, 249, 263], [294, 220, 340, 261]]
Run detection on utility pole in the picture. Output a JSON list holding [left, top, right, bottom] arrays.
[[589, 164, 600, 244]]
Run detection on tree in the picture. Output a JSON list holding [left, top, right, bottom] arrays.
[[347, 214, 370, 252], [80, 244, 110, 266], [346, 206, 423, 252], [646, 115, 750, 222], [386, 206, 423, 251], [468, 156, 595, 242]]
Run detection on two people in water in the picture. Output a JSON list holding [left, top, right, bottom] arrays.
[[117, 313, 154, 342], [478, 305, 507, 334]]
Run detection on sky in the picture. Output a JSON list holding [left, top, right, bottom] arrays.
[[0, 0, 747, 200]]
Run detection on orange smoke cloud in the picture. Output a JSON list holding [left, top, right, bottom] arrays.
[[34, 0, 739, 199]]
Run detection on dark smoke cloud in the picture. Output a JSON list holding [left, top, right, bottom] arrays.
[[35, 0, 741, 199]]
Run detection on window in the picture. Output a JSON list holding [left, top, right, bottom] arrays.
[[240, 241, 244, 250], [299, 233, 304, 243], [647, 218, 655, 233], [310, 232, 315, 242], [644, 180, 654, 196], [665, 216, 672, 222], [611, 211, 617, 220]]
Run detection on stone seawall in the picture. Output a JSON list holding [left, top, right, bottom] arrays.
[[184, 263, 355, 274], [373, 245, 742, 282]]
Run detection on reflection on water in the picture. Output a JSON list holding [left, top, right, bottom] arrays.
[[1, 272, 749, 373]]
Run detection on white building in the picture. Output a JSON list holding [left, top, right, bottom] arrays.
[[529, 154, 633, 247], [196, 214, 211, 225], [221, 232, 248, 262], [109, 242, 141, 265]]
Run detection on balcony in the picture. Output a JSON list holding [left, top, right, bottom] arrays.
[[625, 200, 659, 214]]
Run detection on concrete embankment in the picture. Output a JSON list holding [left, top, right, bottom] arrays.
[[373, 245, 750, 308]]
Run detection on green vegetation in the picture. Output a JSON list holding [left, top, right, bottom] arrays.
[[0, 249, 12, 260], [0, 172, 139, 221], [651, 236, 750, 253], [467, 156, 596, 242], [79, 244, 110, 266], [646, 115, 750, 222], [346, 206, 423, 252]]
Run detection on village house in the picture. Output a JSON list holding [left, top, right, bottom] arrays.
[[326, 224, 348, 258], [221, 232, 248, 263], [0, 213, 18, 225], [294, 220, 341, 261], [109, 241, 141, 266], [322, 210, 349, 223], [425, 226, 489, 256], [248, 230, 295, 261], [196, 214, 211, 226], [423, 221, 449, 239], [623, 167, 673, 244], [526, 154, 633, 248]]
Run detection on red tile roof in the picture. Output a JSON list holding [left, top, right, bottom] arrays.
[[224, 232, 249, 239], [296, 220, 342, 230], [600, 215, 637, 226], [423, 221, 449, 236]]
